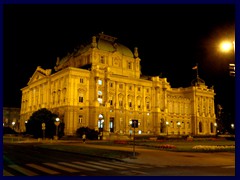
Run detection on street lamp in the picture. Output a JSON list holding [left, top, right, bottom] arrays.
[[12, 121, 15, 130], [214, 122, 217, 134], [220, 41, 235, 53], [166, 121, 169, 136], [54, 117, 60, 139], [177, 121, 181, 135]]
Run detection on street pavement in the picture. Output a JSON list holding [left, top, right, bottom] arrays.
[[5, 138, 235, 168], [75, 143, 235, 168]]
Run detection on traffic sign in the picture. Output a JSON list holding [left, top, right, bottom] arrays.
[[132, 120, 138, 128]]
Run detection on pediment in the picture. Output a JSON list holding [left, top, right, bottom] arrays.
[[27, 67, 49, 85]]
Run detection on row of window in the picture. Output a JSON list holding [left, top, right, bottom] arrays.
[[100, 56, 133, 70], [97, 79, 151, 93]]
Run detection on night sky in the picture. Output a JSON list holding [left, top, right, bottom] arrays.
[[3, 4, 235, 117]]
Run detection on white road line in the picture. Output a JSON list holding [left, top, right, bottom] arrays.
[[58, 162, 96, 171], [43, 163, 79, 173], [26, 163, 60, 175], [8, 165, 38, 176], [86, 161, 127, 170], [73, 161, 112, 170], [221, 166, 235, 168], [99, 161, 140, 169], [3, 169, 14, 176], [131, 170, 149, 175]]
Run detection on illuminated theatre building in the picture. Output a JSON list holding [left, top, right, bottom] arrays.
[[20, 33, 216, 138]]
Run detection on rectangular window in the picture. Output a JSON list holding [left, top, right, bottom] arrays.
[[138, 87, 141, 91], [119, 100, 123, 107], [128, 62, 132, 69], [138, 99, 141, 108], [79, 96, 84, 103], [146, 102, 150, 109], [80, 78, 84, 83], [79, 116, 83, 124], [129, 86, 132, 90], [119, 84, 123, 89], [129, 101, 132, 108], [109, 99, 113, 106], [110, 82, 113, 87], [100, 56, 105, 64]]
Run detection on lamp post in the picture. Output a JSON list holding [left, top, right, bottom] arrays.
[[12, 121, 15, 131], [42, 123, 46, 140], [54, 117, 60, 140], [166, 121, 169, 136], [220, 40, 235, 77], [230, 123, 234, 134], [177, 121, 181, 135], [214, 122, 218, 134]]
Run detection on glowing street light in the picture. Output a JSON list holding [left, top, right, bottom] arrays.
[[12, 121, 16, 130], [214, 122, 218, 134], [166, 121, 169, 136], [220, 41, 235, 53], [177, 121, 181, 135], [55, 117, 60, 139]]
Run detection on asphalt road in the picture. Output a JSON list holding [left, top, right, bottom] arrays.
[[3, 143, 235, 176]]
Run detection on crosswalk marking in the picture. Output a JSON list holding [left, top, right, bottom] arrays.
[[131, 170, 149, 175], [8, 164, 39, 176], [43, 163, 79, 173], [99, 161, 140, 169], [26, 163, 60, 175], [5, 160, 153, 176], [58, 162, 96, 171], [86, 161, 127, 170], [73, 161, 112, 170], [3, 169, 14, 176]]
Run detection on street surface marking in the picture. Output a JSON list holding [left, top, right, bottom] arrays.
[[221, 166, 235, 168], [3, 169, 14, 176], [43, 163, 79, 173], [100, 161, 140, 169], [8, 165, 38, 176], [131, 170, 149, 175], [59, 162, 96, 171], [86, 161, 127, 170], [26, 163, 60, 175], [73, 161, 111, 170]]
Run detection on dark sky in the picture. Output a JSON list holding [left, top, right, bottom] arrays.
[[3, 4, 235, 116]]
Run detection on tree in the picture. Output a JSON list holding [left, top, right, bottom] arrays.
[[26, 108, 59, 138]]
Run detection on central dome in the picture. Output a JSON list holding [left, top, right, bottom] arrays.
[[96, 33, 134, 57]]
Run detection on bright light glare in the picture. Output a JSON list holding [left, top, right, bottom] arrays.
[[220, 41, 232, 52]]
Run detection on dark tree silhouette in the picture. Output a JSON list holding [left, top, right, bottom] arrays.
[[26, 108, 61, 138]]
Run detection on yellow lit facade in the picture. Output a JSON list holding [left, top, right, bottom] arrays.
[[20, 33, 216, 138]]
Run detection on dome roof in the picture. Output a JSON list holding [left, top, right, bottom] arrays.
[[56, 33, 135, 68], [97, 33, 134, 57]]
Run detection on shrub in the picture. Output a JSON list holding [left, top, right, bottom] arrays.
[[76, 127, 99, 140]]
